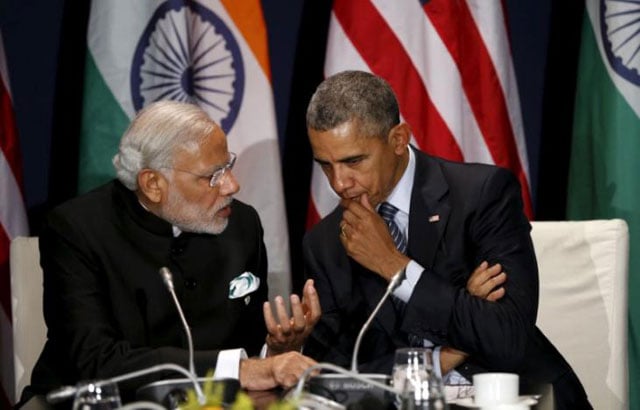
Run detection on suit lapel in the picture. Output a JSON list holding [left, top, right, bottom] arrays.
[[408, 149, 450, 269]]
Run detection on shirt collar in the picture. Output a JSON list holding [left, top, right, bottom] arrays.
[[384, 146, 415, 215]]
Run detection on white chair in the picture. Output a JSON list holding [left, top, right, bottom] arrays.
[[9, 236, 46, 402], [531, 220, 628, 409]]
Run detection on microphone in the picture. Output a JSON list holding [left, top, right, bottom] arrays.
[[159, 266, 196, 377], [351, 269, 405, 371], [46, 363, 205, 404], [290, 362, 399, 408], [302, 270, 406, 407]]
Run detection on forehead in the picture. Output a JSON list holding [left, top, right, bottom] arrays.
[[309, 121, 383, 162], [174, 126, 228, 168]]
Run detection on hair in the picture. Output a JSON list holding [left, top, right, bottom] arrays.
[[112, 100, 218, 190], [306, 70, 400, 138]]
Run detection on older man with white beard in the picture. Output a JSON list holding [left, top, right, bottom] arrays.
[[21, 101, 316, 404]]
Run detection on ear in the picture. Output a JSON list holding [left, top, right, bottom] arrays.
[[137, 169, 166, 204], [388, 123, 411, 154]]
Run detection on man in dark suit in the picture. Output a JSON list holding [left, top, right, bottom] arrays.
[[295, 71, 590, 409], [23, 101, 315, 404]]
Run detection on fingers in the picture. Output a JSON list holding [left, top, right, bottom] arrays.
[[274, 296, 292, 335], [467, 261, 507, 301], [359, 193, 374, 211], [302, 279, 322, 325], [263, 301, 279, 334], [273, 352, 318, 388], [491, 271, 507, 287], [486, 287, 506, 302], [289, 294, 306, 332], [341, 196, 378, 223]]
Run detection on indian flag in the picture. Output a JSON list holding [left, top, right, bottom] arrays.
[[79, 0, 290, 299], [567, 1, 640, 408]]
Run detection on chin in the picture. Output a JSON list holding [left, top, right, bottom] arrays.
[[211, 217, 229, 234]]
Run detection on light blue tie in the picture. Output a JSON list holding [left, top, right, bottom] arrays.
[[378, 202, 407, 254]]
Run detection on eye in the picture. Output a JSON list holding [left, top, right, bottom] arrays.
[[344, 156, 365, 166]]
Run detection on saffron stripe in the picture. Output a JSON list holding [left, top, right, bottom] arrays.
[[219, 0, 271, 81]]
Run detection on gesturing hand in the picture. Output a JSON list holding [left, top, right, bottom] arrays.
[[263, 279, 321, 355]]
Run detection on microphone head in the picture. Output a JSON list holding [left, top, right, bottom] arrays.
[[159, 267, 174, 291], [46, 385, 78, 403], [387, 269, 405, 291]]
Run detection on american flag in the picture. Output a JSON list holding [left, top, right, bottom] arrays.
[[0, 29, 28, 406], [307, 0, 532, 225]]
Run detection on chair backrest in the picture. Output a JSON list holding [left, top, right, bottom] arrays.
[[9, 236, 46, 401], [531, 220, 628, 409]]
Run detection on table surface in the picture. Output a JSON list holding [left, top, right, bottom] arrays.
[[21, 382, 554, 410]]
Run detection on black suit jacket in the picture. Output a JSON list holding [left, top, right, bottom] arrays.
[[27, 180, 268, 400], [303, 149, 589, 408]]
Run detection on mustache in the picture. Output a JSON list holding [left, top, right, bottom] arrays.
[[215, 197, 234, 212]]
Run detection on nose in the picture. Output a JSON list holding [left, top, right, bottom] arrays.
[[218, 170, 240, 195], [330, 166, 352, 196]]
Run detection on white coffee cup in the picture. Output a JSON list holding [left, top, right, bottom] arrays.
[[473, 372, 519, 406]]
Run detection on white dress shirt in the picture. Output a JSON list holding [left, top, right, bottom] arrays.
[[380, 148, 469, 385]]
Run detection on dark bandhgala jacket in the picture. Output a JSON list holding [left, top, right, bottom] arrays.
[[26, 180, 268, 401], [303, 148, 591, 410]]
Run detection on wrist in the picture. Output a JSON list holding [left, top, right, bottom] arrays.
[[380, 254, 410, 280], [239, 357, 276, 390]]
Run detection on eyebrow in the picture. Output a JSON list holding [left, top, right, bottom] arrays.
[[314, 154, 367, 165], [203, 154, 233, 174]]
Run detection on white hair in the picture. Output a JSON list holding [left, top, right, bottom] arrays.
[[112, 101, 218, 190]]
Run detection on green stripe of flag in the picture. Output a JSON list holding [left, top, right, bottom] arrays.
[[78, 51, 130, 194], [567, 10, 640, 409]]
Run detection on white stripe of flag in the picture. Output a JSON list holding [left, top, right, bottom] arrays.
[[307, 0, 532, 225]]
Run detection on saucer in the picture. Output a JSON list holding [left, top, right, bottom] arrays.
[[451, 395, 539, 408]]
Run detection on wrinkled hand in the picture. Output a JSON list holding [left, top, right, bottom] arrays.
[[239, 351, 317, 390], [263, 279, 321, 355], [340, 194, 410, 281], [467, 261, 507, 301]]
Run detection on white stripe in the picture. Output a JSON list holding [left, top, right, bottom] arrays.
[[0, 151, 28, 240], [88, 1, 156, 118], [0, 306, 15, 403], [201, 1, 291, 297], [312, 13, 369, 219], [370, 0, 493, 164], [466, 0, 530, 181], [324, 13, 371, 75], [310, 162, 340, 218], [586, 0, 640, 118]]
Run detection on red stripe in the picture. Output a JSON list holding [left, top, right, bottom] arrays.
[[423, 1, 533, 218], [0, 75, 24, 191], [0, 225, 11, 321], [333, 0, 463, 161], [305, 197, 321, 230]]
